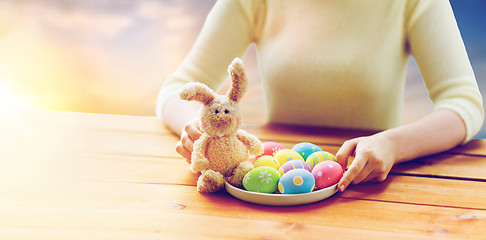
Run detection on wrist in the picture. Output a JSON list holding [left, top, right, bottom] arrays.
[[378, 128, 410, 164], [381, 109, 466, 164]]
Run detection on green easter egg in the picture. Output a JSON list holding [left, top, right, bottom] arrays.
[[242, 166, 281, 193]]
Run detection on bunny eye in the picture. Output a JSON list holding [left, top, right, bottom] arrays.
[[224, 109, 229, 114], [215, 109, 219, 114]]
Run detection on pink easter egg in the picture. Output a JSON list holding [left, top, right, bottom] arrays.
[[257, 142, 286, 159], [312, 161, 343, 189]]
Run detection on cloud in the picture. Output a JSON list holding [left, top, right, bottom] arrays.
[[0, 0, 219, 115], [22, 2, 134, 39], [136, 1, 199, 29], [10, 0, 209, 41], [0, 1, 22, 38]]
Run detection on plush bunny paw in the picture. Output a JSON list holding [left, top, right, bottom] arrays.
[[197, 170, 225, 193], [190, 156, 210, 173], [250, 141, 264, 156], [228, 161, 253, 187]]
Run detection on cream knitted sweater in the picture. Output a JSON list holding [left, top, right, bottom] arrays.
[[157, 0, 483, 142]]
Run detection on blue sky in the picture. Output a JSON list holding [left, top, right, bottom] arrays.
[[449, 0, 486, 138]]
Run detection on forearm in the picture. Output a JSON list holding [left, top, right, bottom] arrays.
[[161, 94, 201, 136], [384, 109, 466, 164]]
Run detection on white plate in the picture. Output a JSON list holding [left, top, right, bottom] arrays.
[[225, 182, 338, 206]]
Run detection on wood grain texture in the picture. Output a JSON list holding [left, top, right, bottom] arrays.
[[2, 110, 486, 239], [1, 179, 485, 239], [0, 208, 455, 240], [391, 153, 486, 180]]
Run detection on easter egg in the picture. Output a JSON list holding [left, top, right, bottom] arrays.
[[278, 159, 311, 176], [254, 155, 281, 170], [292, 142, 323, 160], [243, 166, 281, 193], [277, 169, 315, 194], [257, 142, 286, 158], [274, 149, 304, 166], [306, 151, 337, 169], [312, 161, 343, 189]]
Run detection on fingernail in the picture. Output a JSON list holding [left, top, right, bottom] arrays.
[[339, 184, 346, 192]]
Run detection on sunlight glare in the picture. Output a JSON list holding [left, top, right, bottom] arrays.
[[0, 79, 37, 115]]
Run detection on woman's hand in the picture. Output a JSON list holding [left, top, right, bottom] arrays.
[[336, 132, 398, 192], [176, 119, 202, 164], [335, 109, 467, 192]]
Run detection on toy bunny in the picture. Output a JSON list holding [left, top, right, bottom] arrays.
[[179, 58, 263, 193]]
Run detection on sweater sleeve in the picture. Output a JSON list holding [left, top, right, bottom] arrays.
[[155, 0, 258, 120], [406, 0, 484, 143]]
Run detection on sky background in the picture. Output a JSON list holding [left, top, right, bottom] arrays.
[[0, 0, 485, 138]]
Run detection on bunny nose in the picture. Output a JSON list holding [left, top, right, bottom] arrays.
[[213, 114, 232, 126]]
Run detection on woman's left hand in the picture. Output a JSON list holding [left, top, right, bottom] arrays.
[[336, 132, 398, 192]]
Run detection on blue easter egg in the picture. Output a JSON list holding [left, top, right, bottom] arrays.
[[292, 142, 323, 160], [277, 169, 315, 194]]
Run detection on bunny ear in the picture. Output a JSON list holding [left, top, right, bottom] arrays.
[[227, 58, 248, 103], [179, 82, 216, 106]]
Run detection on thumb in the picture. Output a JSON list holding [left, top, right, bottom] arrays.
[[335, 138, 359, 171]]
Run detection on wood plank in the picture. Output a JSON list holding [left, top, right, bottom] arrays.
[[21, 110, 481, 158], [1, 179, 485, 239], [6, 110, 484, 170], [0, 208, 457, 240], [341, 175, 486, 210], [3, 165, 486, 211], [0, 155, 195, 186], [3, 127, 486, 209], [267, 137, 486, 181], [1, 126, 180, 160], [2, 149, 486, 211], [8, 110, 484, 158], [257, 141, 486, 181], [450, 139, 486, 156], [125, 185, 486, 239], [1, 109, 172, 135], [249, 124, 486, 157], [3, 109, 485, 239], [391, 153, 486, 180]]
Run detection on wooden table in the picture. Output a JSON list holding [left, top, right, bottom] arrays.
[[1, 110, 485, 239]]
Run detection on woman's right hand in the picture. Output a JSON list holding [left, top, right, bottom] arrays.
[[176, 119, 202, 164]]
